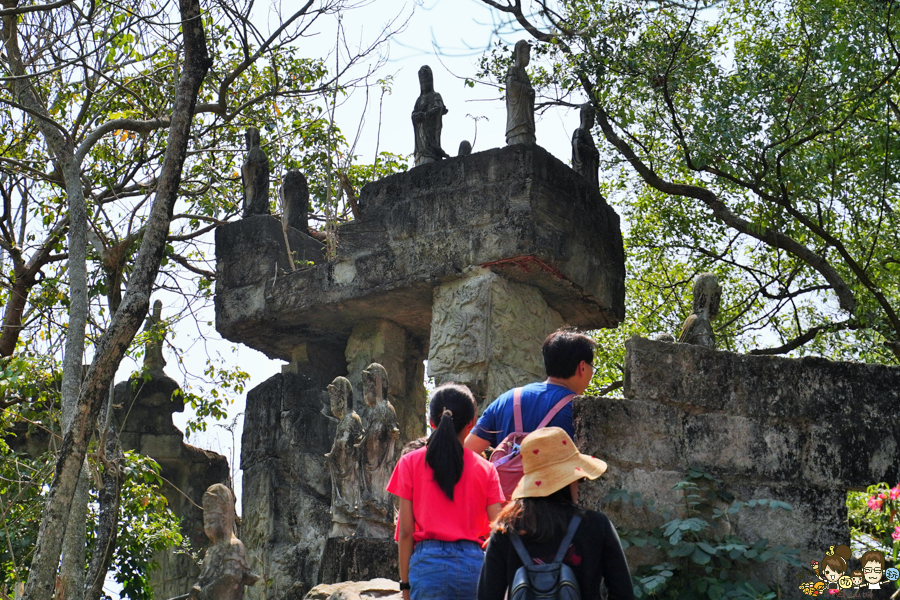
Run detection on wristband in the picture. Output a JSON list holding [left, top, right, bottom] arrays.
[[399, 582, 411, 591]]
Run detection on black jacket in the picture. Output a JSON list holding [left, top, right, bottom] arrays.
[[477, 507, 634, 600]]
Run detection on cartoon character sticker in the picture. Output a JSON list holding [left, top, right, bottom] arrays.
[[800, 546, 890, 596], [860, 550, 885, 590]]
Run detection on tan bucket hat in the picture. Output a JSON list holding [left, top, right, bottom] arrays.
[[512, 427, 608, 500]]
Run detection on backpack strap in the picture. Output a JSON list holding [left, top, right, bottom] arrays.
[[508, 530, 535, 567], [537, 394, 575, 430], [552, 513, 583, 564], [513, 387, 524, 434]]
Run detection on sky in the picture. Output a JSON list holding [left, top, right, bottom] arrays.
[[112, 0, 589, 514]]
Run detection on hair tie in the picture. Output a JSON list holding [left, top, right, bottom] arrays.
[[442, 409, 453, 418], [827, 546, 835, 557]]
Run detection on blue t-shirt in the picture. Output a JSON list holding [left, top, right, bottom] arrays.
[[471, 382, 575, 446]]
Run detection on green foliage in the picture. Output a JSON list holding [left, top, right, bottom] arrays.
[[0, 449, 54, 588], [603, 468, 801, 599], [848, 482, 900, 564], [88, 452, 187, 600], [479, 0, 900, 363]]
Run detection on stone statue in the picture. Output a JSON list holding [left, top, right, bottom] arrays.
[[412, 65, 450, 167], [654, 332, 676, 343], [143, 299, 166, 371], [325, 376, 365, 537], [189, 484, 258, 600], [241, 127, 270, 218], [458, 140, 472, 157], [356, 363, 399, 537], [678, 273, 722, 348], [281, 169, 309, 232], [572, 104, 600, 186], [505, 40, 536, 145]]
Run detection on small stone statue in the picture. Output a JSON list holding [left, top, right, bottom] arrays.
[[678, 273, 722, 348], [654, 332, 676, 343], [280, 169, 309, 232], [412, 65, 450, 167], [241, 127, 270, 218], [505, 40, 536, 145], [458, 140, 472, 157], [142, 300, 166, 371], [356, 363, 399, 538], [189, 484, 258, 600], [325, 376, 365, 537], [572, 104, 600, 186]]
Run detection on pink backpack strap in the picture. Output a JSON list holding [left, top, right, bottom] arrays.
[[512, 387, 524, 433], [537, 394, 575, 429]]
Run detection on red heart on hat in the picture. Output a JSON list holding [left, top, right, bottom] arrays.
[[562, 440, 567, 445], [575, 467, 582, 471], [535, 481, 542, 487], [533, 449, 539, 454]]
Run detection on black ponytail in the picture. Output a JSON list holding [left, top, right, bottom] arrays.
[[425, 384, 476, 500]]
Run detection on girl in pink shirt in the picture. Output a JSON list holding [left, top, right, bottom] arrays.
[[388, 384, 505, 600]]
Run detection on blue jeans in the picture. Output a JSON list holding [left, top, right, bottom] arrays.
[[409, 540, 484, 600]]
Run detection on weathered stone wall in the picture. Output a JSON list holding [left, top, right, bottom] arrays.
[[241, 372, 337, 600], [573, 336, 900, 590]]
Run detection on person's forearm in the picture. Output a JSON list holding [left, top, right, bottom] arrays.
[[398, 534, 413, 582]]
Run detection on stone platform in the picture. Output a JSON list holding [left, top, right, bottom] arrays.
[[215, 143, 625, 361]]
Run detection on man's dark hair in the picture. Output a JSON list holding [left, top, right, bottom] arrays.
[[542, 329, 597, 378]]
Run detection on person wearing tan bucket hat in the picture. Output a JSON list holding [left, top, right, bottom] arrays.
[[477, 428, 634, 600]]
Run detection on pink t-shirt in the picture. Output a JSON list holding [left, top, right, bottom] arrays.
[[387, 447, 505, 543]]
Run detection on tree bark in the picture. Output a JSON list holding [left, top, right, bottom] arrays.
[[20, 0, 211, 597], [84, 389, 123, 600]]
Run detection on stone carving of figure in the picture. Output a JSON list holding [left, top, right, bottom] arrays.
[[677, 273, 722, 348], [412, 65, 450, 167], [356, 363, 399, 537], [241, 127, 270, 218], [653, 332, 676, 343], [143, 299, 166, 371], [189, 484, 258, 600], [325, 376, 365, 537], [280, 169, 309, 232], [506, 40, 536, 145], [458, 140, 472, 157], [572, 104, 600, 186]]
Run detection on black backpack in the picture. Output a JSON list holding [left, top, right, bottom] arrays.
[[508, 513, 583, 600]]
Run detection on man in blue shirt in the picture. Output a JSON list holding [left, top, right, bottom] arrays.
[[463, 329, 597, 454]]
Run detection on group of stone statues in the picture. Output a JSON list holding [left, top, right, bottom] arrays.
[[325, 363, 400, 538], [411, 40, 600, 186], [240, 39, 603, 222]]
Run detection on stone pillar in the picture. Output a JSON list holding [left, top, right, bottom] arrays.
[[241, 372, 336, 600], [345, 319, 427, 441], [427, 268, 564, 408]]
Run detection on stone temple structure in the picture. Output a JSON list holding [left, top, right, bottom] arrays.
[[216, 142, 625, 598], [214, 137, 900, 597]]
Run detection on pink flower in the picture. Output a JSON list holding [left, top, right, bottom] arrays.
[[879, 493, 888, 501], [893, 526, 900, 541], [890, 486, 900, 501], [869, 496, 884, 511]]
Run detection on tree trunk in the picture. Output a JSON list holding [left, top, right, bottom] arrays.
[[21, 0, 211, 596]]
